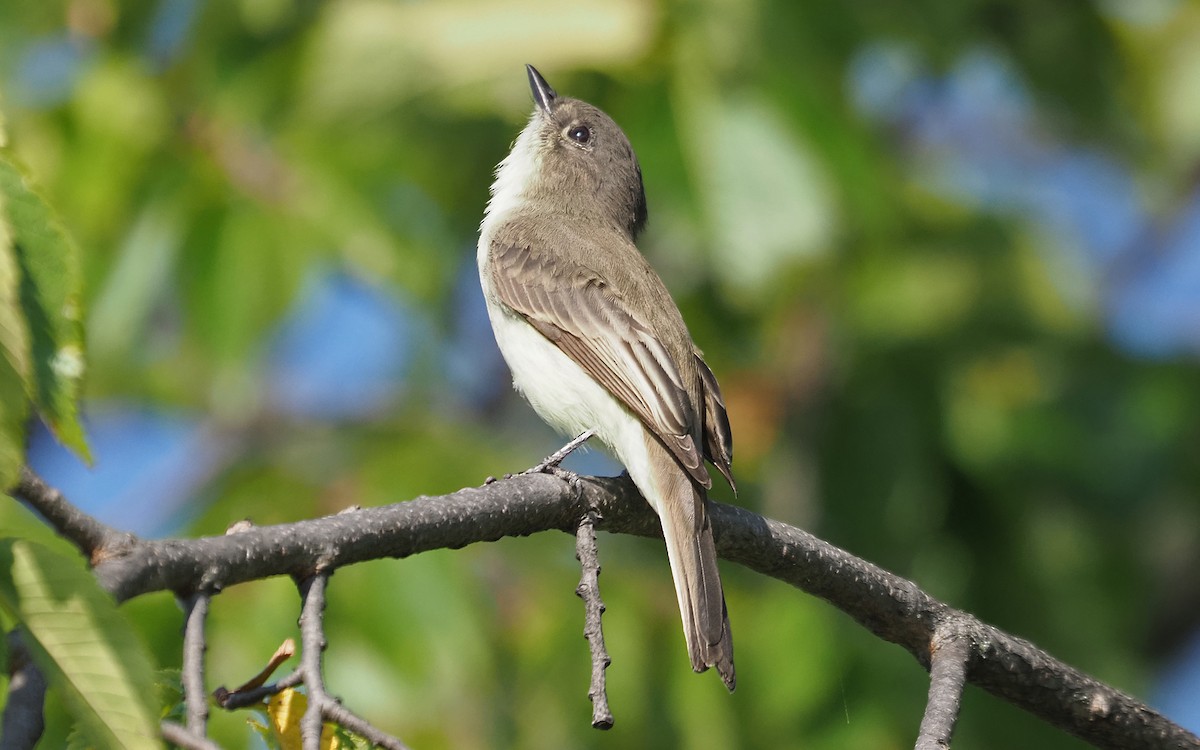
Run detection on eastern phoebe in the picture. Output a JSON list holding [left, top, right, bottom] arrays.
[[477, 65, 736, 690]]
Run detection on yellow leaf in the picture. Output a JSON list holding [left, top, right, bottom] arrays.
[[267, 688, 340, 750]]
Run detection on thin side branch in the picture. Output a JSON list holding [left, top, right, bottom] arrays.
[[12, 467, 136, 563], [574, 511, 613, 729], [297, 573, 331, 750], [213, 668, 303, 711], [291, 573, 412, 750], [180, 593, 211, 735], [322, 702, 413, 750], [212, 637, 296, 710], [915, 625, 971, 749]]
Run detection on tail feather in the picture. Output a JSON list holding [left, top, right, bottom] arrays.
[[644, 438, 736, 691]]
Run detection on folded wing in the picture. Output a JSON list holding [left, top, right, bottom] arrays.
[[490, 239, 711, 489]]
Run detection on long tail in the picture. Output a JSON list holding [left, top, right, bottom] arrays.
[[640, 435, 735, 691]]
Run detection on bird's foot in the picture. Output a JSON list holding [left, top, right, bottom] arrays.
[[521, 429, 596, 488], [534, 464, 581, 486]]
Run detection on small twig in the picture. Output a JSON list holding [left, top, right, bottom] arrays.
[[11, 467, 136, 564], [296, 572, 413, 749], [213, 580, 411, 749], [161, 720, 222, 750], [180, 593, 211, 735], [297, 573, 331, 750], [915, 626, 971, 749], [323, 702, 413, 750], [220, 638, 296, 697], [574, 512, 613, 729], [2, 632, 46, 750], [213, 668, 304, 710]]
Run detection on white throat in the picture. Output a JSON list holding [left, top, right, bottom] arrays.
[[479, 113, 542, 249]]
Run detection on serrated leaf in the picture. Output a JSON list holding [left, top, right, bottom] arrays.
[[331, 724, 372, 750], [156, 668, 186, 722], [0, 150, 90, 461], [0, 202, 30, 379], [0, 205, 29, 488], [0, 350, 25, 490], [0, 229, 27, 492], [0, 539, 160, 750]]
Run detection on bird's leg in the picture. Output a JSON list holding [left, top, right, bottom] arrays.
[[482, 430, 596, 486], [524, 429, 596, 479]]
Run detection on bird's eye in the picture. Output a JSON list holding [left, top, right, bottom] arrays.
[[567, 125, 591, 144]]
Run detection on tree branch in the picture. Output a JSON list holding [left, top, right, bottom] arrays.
[[292, 571, 412, 750], [574, 511, 613, 729], [703, 499, 1197, 750], [16, 469, 1194, 750], [213, 667, 303, 711], [2, 633, 46, 749], [297, 573, 330, 750], [12, 467, 136, 565], [179, 593, 211, 735], [93, 472, 582, 603], [915, 624, 970, 749], [321, 701, 412, 750]]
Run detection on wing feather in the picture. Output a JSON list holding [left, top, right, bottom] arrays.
[[696, 353, 735, 492]]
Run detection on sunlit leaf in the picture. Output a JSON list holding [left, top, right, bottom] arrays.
[[0, 150, 89, 461], [267, 688, 339, 750], [0, 361, 23, 490], [0, 540, 160, 750], [0, 202, 29, 488]]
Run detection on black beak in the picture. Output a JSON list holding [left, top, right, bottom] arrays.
[[525, 64, 557, 114]]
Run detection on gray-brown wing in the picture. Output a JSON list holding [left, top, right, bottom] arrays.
[[490, 240, 710, 488], [696, 353, 735, 493]]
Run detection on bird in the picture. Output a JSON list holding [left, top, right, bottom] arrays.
[[477, 64, 736, 690]]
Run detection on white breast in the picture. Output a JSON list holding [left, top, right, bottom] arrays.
[[482, 295, 655, 496]]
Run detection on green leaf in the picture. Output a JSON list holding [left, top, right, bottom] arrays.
[[0, 203, 30, 488], [155, 668, 186, 722], [0, 150, 90, 461], [0, 539, 160, 750]]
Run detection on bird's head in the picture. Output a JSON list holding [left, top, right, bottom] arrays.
[[490, 65, 648, 239]]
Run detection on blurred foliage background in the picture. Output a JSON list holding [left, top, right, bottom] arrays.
[[2, 0, 1200, 747]]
